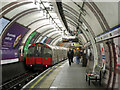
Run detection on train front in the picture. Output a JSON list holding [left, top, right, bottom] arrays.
[[25, 43, 52, 70], [25, 44, 43, 70]]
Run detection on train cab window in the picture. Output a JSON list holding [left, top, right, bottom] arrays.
[[27, 47, 35, 56], [43, 47, 52, 57], [35, 46, 42, 57]]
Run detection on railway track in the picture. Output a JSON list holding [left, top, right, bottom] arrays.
[[1, 70, 43, 90], [1, 60, 67, 90]]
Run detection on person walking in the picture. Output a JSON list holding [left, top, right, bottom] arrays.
[[67, 49, 72, 66]]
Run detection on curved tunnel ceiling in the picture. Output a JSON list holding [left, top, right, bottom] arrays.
[[55, 1, 118, 48], [0, 0, 119, 81], [0, 0, 69, 47], [62, 1, 118, 35], [0, 0, 119, 48]]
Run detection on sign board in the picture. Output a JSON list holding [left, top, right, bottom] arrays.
[[100, 43, 106, 70], [71, 43, 82, 47], [1, 23, 29, 64], [113, 37, 120, 68], [40, 36, 47, 43], [46, 38, 52, 44], [23, 32, 36, 53], [62, 38, 79, 42], [30, 32, 39, 44], [47, 38, 53, 44], [95, 25, 120, 42]]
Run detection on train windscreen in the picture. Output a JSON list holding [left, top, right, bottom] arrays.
[[27, 46, 35, 56], [43, 47, 52, 57], [27, 46, 42, 57], [35, 46, 42, 57]]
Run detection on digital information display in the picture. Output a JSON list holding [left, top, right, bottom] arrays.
[[62, 38, 79, 42]]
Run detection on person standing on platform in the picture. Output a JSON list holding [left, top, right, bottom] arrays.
[[71, 49, 74, 63], [79, 49, 83, 63], [75, 48, 80, 64], [67, 49, 72, 66]]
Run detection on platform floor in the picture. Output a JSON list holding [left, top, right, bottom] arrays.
[[50, 58, 104, 89], [23, 58, 105, 90]]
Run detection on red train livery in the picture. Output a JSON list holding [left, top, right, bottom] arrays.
[[26, 43, 67, 70]]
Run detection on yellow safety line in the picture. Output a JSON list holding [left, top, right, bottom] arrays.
[[29, 61, 66, 90], [29, 65, 60, 90], [29, 68, 53, 90]]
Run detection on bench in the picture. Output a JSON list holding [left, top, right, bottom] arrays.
[[86, 65, 105, 85]]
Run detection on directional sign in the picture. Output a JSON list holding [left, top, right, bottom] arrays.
[[62, 38, 79, 42]]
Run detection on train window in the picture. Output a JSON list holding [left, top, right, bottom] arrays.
[[36, 46, 41, 52], [35, 46, 42, 56], [27, 47, 35, 56], [43, 47, 52, 57]]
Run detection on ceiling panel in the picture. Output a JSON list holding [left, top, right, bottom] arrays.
[[42, 29, 56, 36], [62, 2, 103, 36], [0, 0, 17, 9], [36, 24, 54, 33], [95, 2, 118, 28], [5, 3, 35, 19], [16, 11, 46, 26], [21, 23, 50, 43], [47, 31, 62, 37]]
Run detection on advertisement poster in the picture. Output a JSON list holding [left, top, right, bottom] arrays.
[[36, 36, 42, 43], [100, 43, 105, 70], [40, 36, 47, 43], [46, 38, 52, 44], [59, 43, 64, 46], [0, 18, 10, 35], [30, 32, 39, 44], [1, 23, 29, 64], [47, 38, 52, 44], [43, 37, 48, 43], [113, 37, 120, 69], [23, 32, 36, 54]]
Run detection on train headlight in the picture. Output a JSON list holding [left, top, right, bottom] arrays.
[[30, 65, 32, 67]]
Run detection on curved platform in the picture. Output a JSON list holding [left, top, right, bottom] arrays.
[[22, 58, 105, 90]]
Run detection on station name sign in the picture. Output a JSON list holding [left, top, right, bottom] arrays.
[[62, 38, 79, 42], [95, 25, 120, 42]]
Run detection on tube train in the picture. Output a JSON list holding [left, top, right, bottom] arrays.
[[26, 43, 68, 70]]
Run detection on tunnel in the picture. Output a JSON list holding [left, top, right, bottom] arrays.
[[0, 0, 120, 89]]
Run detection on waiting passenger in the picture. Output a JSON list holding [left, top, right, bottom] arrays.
[[75, 48, 81, 64], [67, 49, 73, 66], [71, 49, 74, 63]]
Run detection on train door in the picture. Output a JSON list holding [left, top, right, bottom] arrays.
[[35, 46, 42, 64], [26, 46, 35, 65], [52, 48, 55, 64], [42, 47, 52, 66]]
